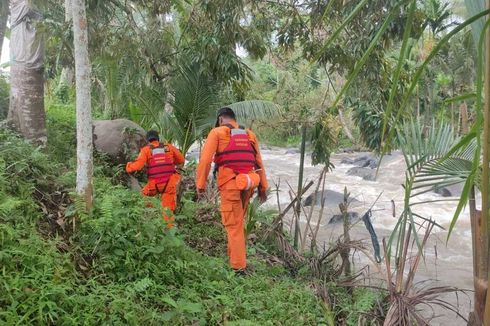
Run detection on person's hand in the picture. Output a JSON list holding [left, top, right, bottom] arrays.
[[258, 188, 268, 204], [125, 162, 133, 174]]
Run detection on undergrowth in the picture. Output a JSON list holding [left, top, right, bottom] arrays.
[[0, 109, 329, 325], [0, 103, 382, 325]]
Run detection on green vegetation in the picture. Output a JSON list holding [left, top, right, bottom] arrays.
[[0, 72, 8, 120], [0, 105, 383, 325], [5, 0, 490, 323]]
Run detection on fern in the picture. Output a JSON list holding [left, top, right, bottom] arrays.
[[0, 196, 24, 220], [131, 277, 154, 294], [100, 196, 113, 222], [73, 194, 90, 222]]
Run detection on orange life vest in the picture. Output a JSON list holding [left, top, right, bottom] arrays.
[[214, 126, 257, 174], [147, 144, 176, 185]]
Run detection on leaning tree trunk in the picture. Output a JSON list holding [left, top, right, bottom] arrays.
[[59, 67, 74, 87], [56, 0, 75, 100], [337, 107, 356, 145], [482, 0, 490, 323], [464, 118, 485, 326], [61, 0, 74, 87], [0, 0, 9, 57], [72, 0, 93, 209], [7, 0, 46, 144], [460, 101, 468, 136]]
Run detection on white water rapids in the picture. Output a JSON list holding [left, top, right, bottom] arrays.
[[260, 147, 473, 325]]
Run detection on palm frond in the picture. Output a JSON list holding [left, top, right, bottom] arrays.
[[227, 100, 282, 125], [465, 0, 486, 49], [397, 121, 475, 198], [169, 63, 220, 155]]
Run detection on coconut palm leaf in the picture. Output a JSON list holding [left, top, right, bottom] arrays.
[[465, 0, 486, 48], [169, 63, 220, 155], [161, 65, 282, 154], [397, 121, 476, 198], [227, 100, 282, 125]]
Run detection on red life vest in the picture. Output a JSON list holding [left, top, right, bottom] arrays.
[[147, 144, 176, 185], [214, 126, 257, 174]]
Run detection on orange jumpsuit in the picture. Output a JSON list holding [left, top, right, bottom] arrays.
[[196, 121, 268, 270], [126, 140, 185, 228]]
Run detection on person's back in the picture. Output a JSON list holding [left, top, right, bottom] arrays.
[[196, 107, 268, 272], [126, 130, 184, 228]]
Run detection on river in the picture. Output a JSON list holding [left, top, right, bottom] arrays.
[[260, 147, 473, 325]]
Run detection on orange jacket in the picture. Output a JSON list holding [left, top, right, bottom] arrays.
[[126, 141, 185, 173], [196, 121, 268, 192]]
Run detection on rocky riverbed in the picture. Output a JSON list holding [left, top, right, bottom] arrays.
[[260, 147, 473, 325]]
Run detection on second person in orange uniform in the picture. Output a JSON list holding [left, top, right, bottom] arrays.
[[126, 130, 185, 229], [196, 107, 268, 272]]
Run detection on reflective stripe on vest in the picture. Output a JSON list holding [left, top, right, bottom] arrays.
[[214, 128, 257, 174], [147, 144, 176, 185]]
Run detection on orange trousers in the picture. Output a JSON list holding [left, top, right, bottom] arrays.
[[220, 189, 252, 270], [142, 174, 181, 229]]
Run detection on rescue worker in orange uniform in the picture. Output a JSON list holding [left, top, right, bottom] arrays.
[[126, 130, 185, 229], [196, 107, 268, 272]]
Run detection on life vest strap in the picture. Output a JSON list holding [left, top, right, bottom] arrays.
[[150, 172, 174, 177], [215, 149, 255, 157], [217, 159, 256, 165], [148, 163, 174, 168]]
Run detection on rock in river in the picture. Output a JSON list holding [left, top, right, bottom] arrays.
[[346, 167, 376, 181], [433, 183, 464, 197], [329, 212, 359, 224], [304, 190, 361, 207], [341, 154, 378, 168], [285, 148, 301, 155]]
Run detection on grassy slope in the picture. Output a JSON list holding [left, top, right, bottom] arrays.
[[0, 104, 330, 325]]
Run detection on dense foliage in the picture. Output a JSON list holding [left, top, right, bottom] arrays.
[[0, 72, 8, 120], [2, 0, 484, 323], [0, 105, 383, 325]]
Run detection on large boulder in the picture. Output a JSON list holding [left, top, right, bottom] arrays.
[[93, 119, 146, 163], [260, 144, 273, 151], [346, 167, 376, 181], [304, 189, 361, 207], [433, 183, 464, 198], [186, 148, 200, 161], [340, 147, 355, 153], [329, 212, 359, 224], [341, 154, 378, 168], [285, 148, 301, 155]]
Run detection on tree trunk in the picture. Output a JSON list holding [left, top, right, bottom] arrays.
[[59, 67, 74, 86], [469, 198, 485, 326], [340, 189, 351, 278], [416, 84, 420, 120], [72, 0, 93, 209], [8, 65, 46, 140], [451, 78, 455, 130], [294, 124, 307, 250], [0, 0, 9, 58], [7, 0, 46, 144], [460, 101, 468, 136], [482, 0, 490, 323], [65, 0, 72, 22], [337, 107, 356, 145]]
